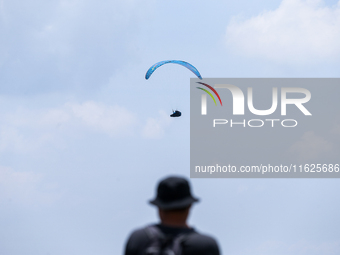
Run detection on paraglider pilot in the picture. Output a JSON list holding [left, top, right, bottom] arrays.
[[170, 110, 181, 117]]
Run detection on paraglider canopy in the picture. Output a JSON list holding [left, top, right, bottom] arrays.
[[145, 60, 202, 80], [170, 110, 181, 117]]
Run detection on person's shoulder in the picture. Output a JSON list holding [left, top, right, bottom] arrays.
[[128, 226, 149, 238], [124, 225, 152, 255], [183, 230, 220, 255], [187, 231, 219, 247], [189, 231, 218, 241]]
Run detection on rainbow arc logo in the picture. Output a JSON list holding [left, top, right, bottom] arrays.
[[196, 82, 223, 106]]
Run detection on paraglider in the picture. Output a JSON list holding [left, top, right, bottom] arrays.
[[145, 60, 202, 117], [145, 60, 202, 80], [170, 110, 181, 117]]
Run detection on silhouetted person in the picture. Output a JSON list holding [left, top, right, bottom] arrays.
[[170, 110, 181, 117], [124, 176, 220, 255]]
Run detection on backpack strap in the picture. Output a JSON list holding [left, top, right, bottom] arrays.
[[144, 225, 166, 254], [170, 233, 191, 255], [144, 225, 192, 255], [145, 225, 165, 240]]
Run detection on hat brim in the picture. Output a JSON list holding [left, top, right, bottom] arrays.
[[149, 196, 199, 210]]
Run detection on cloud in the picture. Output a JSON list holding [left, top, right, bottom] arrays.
[[225, 0, 340, 64], [142, 110, 172, 139], [0, 100, 137, 153], [70, 101, 136, 136], [0, 166, 59, 205], [0, 0, 154, 94], [290, 131, 332, 161]]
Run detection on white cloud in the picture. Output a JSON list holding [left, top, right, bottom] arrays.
[[290, 131, 332, 161], [142, 110, 173, 139], [226, 0, 340, 63], [0, 0, 155, 93], [0, 166, 59, 205], [70, 101, 136, 136], [0, 100, 137, 153]]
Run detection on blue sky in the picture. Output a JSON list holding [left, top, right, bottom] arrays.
[[0, 0, 340, 254]]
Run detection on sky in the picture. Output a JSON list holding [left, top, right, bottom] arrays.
[[0, 0, 340, 254]]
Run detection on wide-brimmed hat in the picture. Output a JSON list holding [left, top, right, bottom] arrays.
[[149, 176, 199, 210]]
